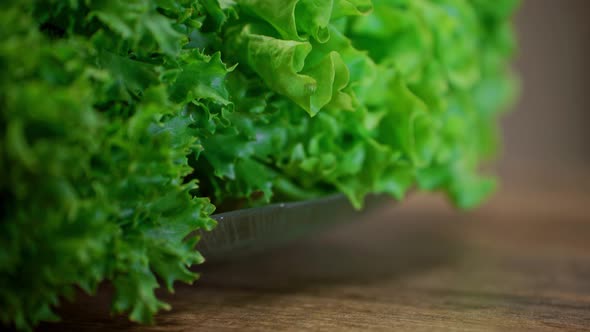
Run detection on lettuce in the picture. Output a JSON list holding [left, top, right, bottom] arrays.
[[0, 0, 518, 329]]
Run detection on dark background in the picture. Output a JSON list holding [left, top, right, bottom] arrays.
[[503, 0, 589, 170]]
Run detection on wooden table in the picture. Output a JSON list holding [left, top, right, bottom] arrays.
[[40, 167, 590, 331]]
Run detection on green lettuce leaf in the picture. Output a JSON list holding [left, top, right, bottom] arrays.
[[1, 0, 519, 329]]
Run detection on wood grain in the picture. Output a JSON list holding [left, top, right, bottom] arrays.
[[38, 170, 590, 331]]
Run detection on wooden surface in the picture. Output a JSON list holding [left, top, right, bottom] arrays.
[[40, 168, 590, 331]]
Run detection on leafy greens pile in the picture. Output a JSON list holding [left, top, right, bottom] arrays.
[[0, 0, 519, 329]]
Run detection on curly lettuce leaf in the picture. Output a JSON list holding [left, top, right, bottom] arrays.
[[1, 0, 519, 329]]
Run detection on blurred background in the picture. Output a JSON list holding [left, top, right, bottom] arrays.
[[502, 0, 589, 174]]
